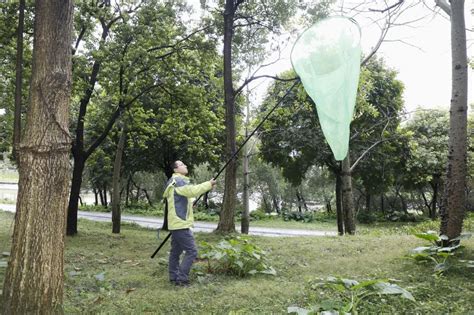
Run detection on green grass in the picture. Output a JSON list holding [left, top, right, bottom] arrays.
[[0, 170, 18, 183], [1, 210, 473, 314]]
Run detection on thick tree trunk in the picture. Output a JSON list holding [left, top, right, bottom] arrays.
[[217, 0, 238, 233], [335, 173, 344, 235], [111, 123, 126, 234], [440, 0, 468, 240], [1, 1, 74, 313], [341, 156, 356, 235], [67, 156, 85, 235], [12, 0, 25, 162]]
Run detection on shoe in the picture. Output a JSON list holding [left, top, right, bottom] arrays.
[[175, 280, 190, 287]]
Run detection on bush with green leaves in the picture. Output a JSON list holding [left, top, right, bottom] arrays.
[[288, 276, 415, 315], [198, 236, 276, 277], [408, 231, 472, 276], [283, 211, 315, 223], [250, 209, 273, 221]]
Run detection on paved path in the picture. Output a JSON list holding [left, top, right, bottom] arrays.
[[0, 204, 337, 237]]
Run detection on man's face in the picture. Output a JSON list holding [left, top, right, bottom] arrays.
[[174, 160, 188, 175]]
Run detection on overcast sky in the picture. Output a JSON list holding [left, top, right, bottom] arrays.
[[188, 0, 473, 113]]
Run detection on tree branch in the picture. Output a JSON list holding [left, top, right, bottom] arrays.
[[434, 0, 451, 16], [369, 0, 404, 13], [85, 83, 161, 158], [234, 75, 298, 96]]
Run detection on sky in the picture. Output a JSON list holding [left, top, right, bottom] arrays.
[[188, 0, 473, 113], [0, 1, 470, 117]]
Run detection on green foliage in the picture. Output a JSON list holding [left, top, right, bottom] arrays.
[[283, 211, 315, 223], [408, 231, 472, 276], [288, 276, 415, 314], [199, 236, 276, 277]]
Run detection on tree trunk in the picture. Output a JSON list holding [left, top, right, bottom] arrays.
[[111, 123, 127, 234], [217, 0, 238, 233], [2, 1, 74, 313], [341, 156, 356, 235], [380, 194, 385, 213], [430, 176, 440, 220], [335, 172, 344, 235], [365, 191, 371, 212], [440, 0, 468, 240], [103, 184, 108, 206], [296, 190, 303, 212], [12, 0, 25, 162], [125, 177, 130, 207], [241, 143, 250, 234], [93, 188, 98, 206], [67, 156, 85, 235], [99, 188, 105, 207]]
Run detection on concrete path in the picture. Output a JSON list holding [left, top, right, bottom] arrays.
[[0, 204, 337, 237]]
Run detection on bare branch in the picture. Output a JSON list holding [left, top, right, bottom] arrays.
[[434, 0, 451, 16], [234, 75, 298, 97], [369, 0, 404, 13]]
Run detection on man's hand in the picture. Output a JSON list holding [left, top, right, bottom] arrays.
[[210, 178, 217, 187]]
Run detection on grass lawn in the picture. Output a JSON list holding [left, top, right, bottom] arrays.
[[1, 210, 473, 314], [0, 170, 18, 183]]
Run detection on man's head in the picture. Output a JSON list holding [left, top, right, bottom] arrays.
[[171, 160, 188, 175]]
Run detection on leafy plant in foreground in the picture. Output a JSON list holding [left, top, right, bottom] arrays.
[[198, 236, 276, 277], [288, 276, 415, 315], [408, 231, 472, 276]]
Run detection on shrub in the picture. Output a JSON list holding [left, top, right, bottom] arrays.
[[249, 209, 268, 221], [198, 236, 276, 277], [357, 211, 378, 224], [288, 276, 415, 314], [283, 211, 314, 223], [407, 231, 472, 276]]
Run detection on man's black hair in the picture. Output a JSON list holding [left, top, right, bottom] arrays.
[[170, 161, 179, 170]]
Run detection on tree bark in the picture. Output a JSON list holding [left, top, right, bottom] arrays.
[[216, 0, 239, 233], [112, 122, 127, 234], [440, 0, 468, 240], [2, 1, 74, 313], [341, 156, 356, 234], [12, 0, 25, 162], [241, 144, 250, 234], [67, 156, 85, 235], [335, 172, 344, 235]]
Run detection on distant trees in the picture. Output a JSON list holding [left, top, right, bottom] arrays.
[[67, 0, 225, 235], [259, 57, 405, 234]]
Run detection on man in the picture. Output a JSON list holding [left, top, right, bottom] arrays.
[[163, 160, 216, 286]]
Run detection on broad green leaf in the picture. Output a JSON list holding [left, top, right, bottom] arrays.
[[414, 232, 439, 242], [373, 283, 415, 301]]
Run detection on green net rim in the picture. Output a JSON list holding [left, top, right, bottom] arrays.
[[290, 15, 362, 76]]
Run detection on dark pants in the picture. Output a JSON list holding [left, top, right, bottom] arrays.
[[169, 229, 197, 282]]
